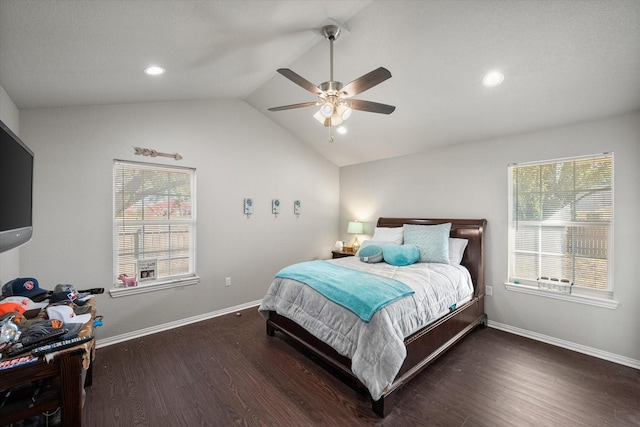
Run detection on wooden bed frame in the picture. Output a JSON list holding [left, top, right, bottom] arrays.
[[265, 217, 487, 417]]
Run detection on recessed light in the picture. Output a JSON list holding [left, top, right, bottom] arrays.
[[482, 71, 504, 87], [144, 66, 166, 76], [337, 126, 347, 135]]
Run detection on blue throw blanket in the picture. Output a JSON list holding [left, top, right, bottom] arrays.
[[276, 260, 414, 322]]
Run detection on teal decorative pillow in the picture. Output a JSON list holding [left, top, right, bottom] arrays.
[[358, 244, 383, 263], [403, 223, 452, 264], [382, 243, 420, 266], [356, 240, 385, 256]]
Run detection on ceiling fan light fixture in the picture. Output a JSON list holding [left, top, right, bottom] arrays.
[[313, 108, 344, 127], [337, 104, 352, 121], [319, 102, 334, 118], [329, 112, 344, 126], [313, 110, 330, 126]]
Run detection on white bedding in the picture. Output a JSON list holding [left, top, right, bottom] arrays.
[[258, 257, 474, 400]]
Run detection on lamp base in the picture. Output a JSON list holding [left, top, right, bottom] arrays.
[[352, 237, 360, 252]]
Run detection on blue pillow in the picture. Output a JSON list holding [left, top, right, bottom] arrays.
[[382, 243, 420, 266], [403, 223, 451, 264], [358, 244, 383, 263]]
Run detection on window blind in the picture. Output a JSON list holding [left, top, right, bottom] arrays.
[[508, 153, 613, 291], [114, 160, 196, 284]]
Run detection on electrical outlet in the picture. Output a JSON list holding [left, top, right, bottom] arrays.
[[225, 277, 231, 287], [486, 285, 493, 296]]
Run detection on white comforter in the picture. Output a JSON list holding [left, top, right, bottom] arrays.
[[258, 257, 474, 400]]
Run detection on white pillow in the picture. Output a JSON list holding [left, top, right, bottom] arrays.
[[372, 227, 403, 244], [449, 238, 469, 265]]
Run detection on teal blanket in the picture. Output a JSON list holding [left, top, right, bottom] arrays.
[[275, 260, 414, 322]]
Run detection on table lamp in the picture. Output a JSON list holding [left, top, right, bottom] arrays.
[[347, 220, 364, 252]]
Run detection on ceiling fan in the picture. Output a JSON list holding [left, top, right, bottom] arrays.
[[268, 24, 395, 128]]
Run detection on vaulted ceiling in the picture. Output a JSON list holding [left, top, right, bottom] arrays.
[[1, 1, 639, 166]]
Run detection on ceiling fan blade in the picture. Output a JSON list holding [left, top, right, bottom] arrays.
[[346, 99, 396, 114], [268, 101, 318, 112], [277, 69, 323, 96], [340, 67, 392, 98]]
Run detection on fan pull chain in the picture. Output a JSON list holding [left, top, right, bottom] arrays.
[[328, 125, 334, 144]]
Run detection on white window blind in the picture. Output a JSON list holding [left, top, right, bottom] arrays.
[[114, 160, 196, 285], [508, 153, 613, 292]]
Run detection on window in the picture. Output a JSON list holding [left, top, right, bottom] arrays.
[[113, 160, 196, 289], [508, 153, 613, 296]]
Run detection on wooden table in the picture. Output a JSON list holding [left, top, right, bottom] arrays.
[[331, 249, 356, 259]]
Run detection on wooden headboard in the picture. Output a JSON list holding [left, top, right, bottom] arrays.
[[376, 218, 487, 297]]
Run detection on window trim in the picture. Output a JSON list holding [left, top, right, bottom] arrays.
[[507, 152, 615, 303], [113, 159, 197, 294], [109, 275, 200, 298], [504, 282, 619, 309]]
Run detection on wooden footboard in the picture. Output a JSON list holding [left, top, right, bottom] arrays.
[[374, 296, 486, 416], [265, 217, 487, 417], [267, 296, 486, 417]]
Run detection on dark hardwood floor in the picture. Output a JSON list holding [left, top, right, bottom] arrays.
[[83, 308, 640, 427]]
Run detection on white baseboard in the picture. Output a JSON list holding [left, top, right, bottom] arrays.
[[488, 320, 640, 370], [95, 300, 263, 349]]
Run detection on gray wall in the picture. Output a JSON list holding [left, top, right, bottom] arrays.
[[340, 111, 640, 363], [17, 98, 340, 339]]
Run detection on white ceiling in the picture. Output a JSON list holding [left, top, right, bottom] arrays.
[[1, 0, 639, 167]]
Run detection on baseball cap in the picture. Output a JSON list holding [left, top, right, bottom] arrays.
[[0, 301, 26, 316], [46, 304, 92, 326], [49, 291, 90, 306], [1, 296, 48, 311], [48, 299, 92, 315], [2, 278, 49, 300], [54, 284, 91, 299]]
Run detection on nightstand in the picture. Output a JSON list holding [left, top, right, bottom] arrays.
[[331, 249, 356, 259]]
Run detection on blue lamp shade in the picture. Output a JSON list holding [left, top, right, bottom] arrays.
[[347, 221, 364, 234]]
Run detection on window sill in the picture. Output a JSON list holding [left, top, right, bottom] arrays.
[[109, 276, 200, 298], [504, 282, 619, 309]]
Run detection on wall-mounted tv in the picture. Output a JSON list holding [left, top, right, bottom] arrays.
[[0, 119, 34, 254]]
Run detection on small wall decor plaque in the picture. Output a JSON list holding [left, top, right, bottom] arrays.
[[244, 198, 253, 218], [134, 147, 183, 161], [294, 200, 301, 217], [272, 199, 281, 217]]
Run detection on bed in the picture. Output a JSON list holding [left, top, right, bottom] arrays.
[[259, 217, 487, 417]]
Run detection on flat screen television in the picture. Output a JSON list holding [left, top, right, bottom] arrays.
[[0, 119, 34, 253]]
